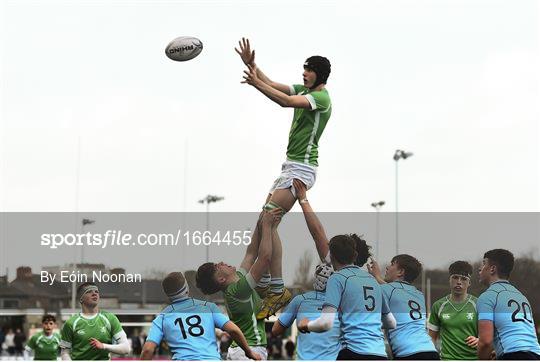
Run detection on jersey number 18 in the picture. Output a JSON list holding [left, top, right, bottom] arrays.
[[174, 315, 205, 339]]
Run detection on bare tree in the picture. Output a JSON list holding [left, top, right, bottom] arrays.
[[294, 250, 315, 292]]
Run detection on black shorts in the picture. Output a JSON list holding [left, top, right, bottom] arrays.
[[394, 351, 440, 360], [500, 351, 540, 360], [337, 348, 387, 360]]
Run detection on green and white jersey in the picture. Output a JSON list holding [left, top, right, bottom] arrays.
[[286, 84, 332, 167], [26, 331, 60, 360], [428, 294, 478, 360], [60, 311, 123, 360], [224, 268, 266, 348]]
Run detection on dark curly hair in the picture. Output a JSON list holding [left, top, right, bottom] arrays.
[[449, 260, 473, 277], [351, 234, 372, 267], [484, 249, 514, 278], [196, 263, 221, 295], [391, 254, 422, 283], [329, 234, 371, 266]]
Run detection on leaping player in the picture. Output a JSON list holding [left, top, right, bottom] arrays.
[[236, 37, 332, 318]]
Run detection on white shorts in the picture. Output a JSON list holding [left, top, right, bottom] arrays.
[[227, 346, 268, 360], [268, 160, 317, 198]]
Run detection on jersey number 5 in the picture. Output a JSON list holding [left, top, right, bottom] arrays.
[[363, 286, 376, 311], [174, 315, 205, 338]]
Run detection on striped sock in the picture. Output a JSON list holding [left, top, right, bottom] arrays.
[[257, 274, 271, 289], [270, 278, 284, 294]]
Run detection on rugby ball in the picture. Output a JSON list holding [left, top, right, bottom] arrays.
[[165, 36, 203, 61]]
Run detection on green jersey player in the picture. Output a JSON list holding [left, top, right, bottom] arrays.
[[196, 209, 281, 360], [25, 314, 60, 360], [60, 282, 130, 360], [236, 38, 332, 319], [428, 261, 478, 360]]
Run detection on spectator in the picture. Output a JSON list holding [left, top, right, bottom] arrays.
[[5, 329, 15, 356], [284, 338, 295, 359], [131, 329, 143, 356], [14, 328, 26, 356], [0, 328, 5, 356]]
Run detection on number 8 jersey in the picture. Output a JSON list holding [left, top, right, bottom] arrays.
[[477, 280, 540, 357], [381, 281, 437, 358], [147, 297, 229, 360]]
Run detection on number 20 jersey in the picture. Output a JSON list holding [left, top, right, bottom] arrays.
[[381, 282, 437, 358], [477, 280, 540, 357], [147, 297, 229, 360]]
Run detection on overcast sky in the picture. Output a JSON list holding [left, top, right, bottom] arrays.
[[1, 0, 539, 279]]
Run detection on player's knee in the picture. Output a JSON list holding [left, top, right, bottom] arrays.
[[263, 201, 286, 216]]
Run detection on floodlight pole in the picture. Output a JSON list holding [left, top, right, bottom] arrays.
[[370, 201, 385, 260], [199, 195, 224, 262], [393, 150, 413, 255]]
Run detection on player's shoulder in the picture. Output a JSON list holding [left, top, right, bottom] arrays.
[[63, 313, 80, 325], [29, 331, 41, 340], [300, 290, 320, 300], [99, 310, 121, 324], [432, 295, 449, 308]]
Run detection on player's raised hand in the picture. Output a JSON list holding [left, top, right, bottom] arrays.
[[242, 64, 260, 86], [89, 338, 104, 350], [367, 258, 385, 284], [293, 179, 307, 200], [465, 335, 479, 348], [235, 37, 255, 66]]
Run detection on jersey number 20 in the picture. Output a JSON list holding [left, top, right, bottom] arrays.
[[174, 315, 205, 338], [508, 300, 533, 323]]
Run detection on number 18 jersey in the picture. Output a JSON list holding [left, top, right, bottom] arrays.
[[477, 280, 540, 357], [147, 297, 230, 360]]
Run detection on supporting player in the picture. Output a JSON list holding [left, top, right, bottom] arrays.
[[297, 235, 396, 360], [271, 263, 340, 360], [477, 249, 540, 360], [236, 37, 332, 319], [24, 314, 61, 360], [368, 256, 439, 360], [427, 261, 478, 360], [59, 282, 130, 360], [140, 271, 261, 360], [195, 209, 280, 360]]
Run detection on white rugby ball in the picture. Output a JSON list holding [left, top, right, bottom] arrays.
[[165, 36, 203, 62]]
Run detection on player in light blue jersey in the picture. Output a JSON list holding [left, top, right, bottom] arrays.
[[297, 234, 396, 360], [271, 263, 340, 360], [477, 249, 540, 360], [368, 254, 439, 360], [141, 272, 262, 361]]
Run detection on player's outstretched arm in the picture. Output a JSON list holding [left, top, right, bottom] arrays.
[[140, 341, 157, 360], [477, 320, 494, 360], [242, 65, 311, 109], [293, 179, 329, 261], [222, 321, 262, 360], [240, 213, 263, 272], [235, 37, 291, 95], [248, 210, 280, 282]]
